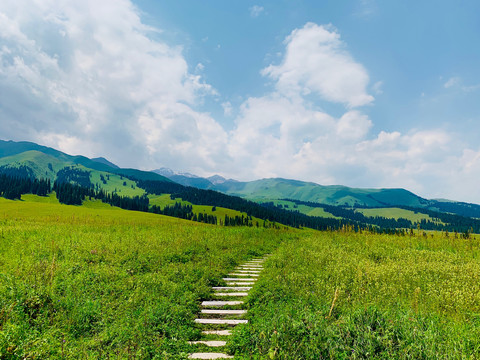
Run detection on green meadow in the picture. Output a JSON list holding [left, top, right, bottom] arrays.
[[149, 194, 266, 226], [355, 207, 441, 224], [230, 231, 480, 358], [0, 197, 284, 359], [1, 197, 480, 358]]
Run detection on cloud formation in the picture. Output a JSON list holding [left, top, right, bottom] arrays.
[[1, 2, 480, 202], [262, 23, 374, 107], [226, 23, 480, 202], [249, 5, 264, 18], [0, 0, 226, 172]]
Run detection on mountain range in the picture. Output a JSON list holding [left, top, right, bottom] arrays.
[[2, 139, 480, 221], [152, 166, 480, 219]]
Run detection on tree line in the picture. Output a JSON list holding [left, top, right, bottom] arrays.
[[150, 203, 218, 225], [0, 174, 51, 200], [137, 180, 352, 230], [4, 166, 480, 233], [283, 199, 480, 233], [53, 181, 149, 211]]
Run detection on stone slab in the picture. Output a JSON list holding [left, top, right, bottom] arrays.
[[188, 340, 227, 347], [188, 353, 233, 359], [195, 318, 248, 325], [223, 278, 257, 281], [201, 309, 247, 315], [228, 273, 259, 277], [225, 282, 255, 286], [212, 287, 252, 291], [202, 330, 232, 336], [214, 292, 249, 297], [201, 301, 243, 307]]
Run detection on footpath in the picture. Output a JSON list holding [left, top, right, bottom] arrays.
[[188, 256, 268, 359]]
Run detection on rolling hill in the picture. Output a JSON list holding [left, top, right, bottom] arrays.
[[2, 139, 480, 232], [152, 169, 480, 219]]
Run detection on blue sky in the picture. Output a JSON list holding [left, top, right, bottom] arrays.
[[1, 0, 480, 202], [135, 0, 480, 133]]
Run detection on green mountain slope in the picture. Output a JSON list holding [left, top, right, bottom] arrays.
[[213, 178, 427, 207], [0, 140, 171, 183], [2, 139, 480, 226], [212, 177, 480, 219]]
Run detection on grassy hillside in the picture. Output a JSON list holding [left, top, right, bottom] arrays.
[[213, 178, 427, 208], [149, 194, 270, 227], [228, 230, 480, 358], [0, 140, 171, 183], [2, 140, 480, 230], [213, 178, 480, 225], [0, 150, 62, 180], [2, 198, 479, 358], [0, 197, 289, 358], [356, 207, 442, 224], [267, 199, 340, 219]]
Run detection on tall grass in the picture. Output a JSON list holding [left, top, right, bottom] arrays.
[[0, 198, 288, 359], [229, 230, 480, 358]]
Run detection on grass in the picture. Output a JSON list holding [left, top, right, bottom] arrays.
[[356, 207, 442, 224], [90, 171, 145, 198], [228, 230, 480, 358], [2, 196, 480, 358], [0, 197, 291, 359], [149, 194, 266, 226]]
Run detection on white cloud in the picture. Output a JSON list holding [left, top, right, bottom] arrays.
[[261, 23, 374, 108], [372, 80, 383, 94], [226, 23, 376, 181], [336, 110, 372, 140], [443, 76, 480, 92], [0, 0, 227, 172], [225, 22, 480, 202], [354, 0, 378, 18], [222, 101, 233, 116], [1, 5, 479, 203], [249, 5, 264, 18], [444, 76, 461, 88]]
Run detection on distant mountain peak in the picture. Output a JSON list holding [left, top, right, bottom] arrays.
[[153, 167, 175, 177], [153, 167, 199, 178], [207, 175, 228, 185], [91, 157, 119, 169], [177, 172, 198, 178]]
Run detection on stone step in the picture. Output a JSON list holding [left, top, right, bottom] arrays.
[[223, 277, 257, 282], [201, 301, 243, 307], [202, 330, 232, 336], [195, 318, 248, 325], [188, 340, 227, 347], [225, 282, 254, 286], [233, 270, 261, 273], [201, 309, 247, 315], [188, 353, 233, 359], [212, 286, 252, 291], [214, 292, 249, 297], [237, 266, 263, 269], [228, 273, 259, 277]]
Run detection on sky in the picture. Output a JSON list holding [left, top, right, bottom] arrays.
[[1, 0, 480, 202]]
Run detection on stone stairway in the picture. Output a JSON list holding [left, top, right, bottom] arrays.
[[188, 257, 268, 359]]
